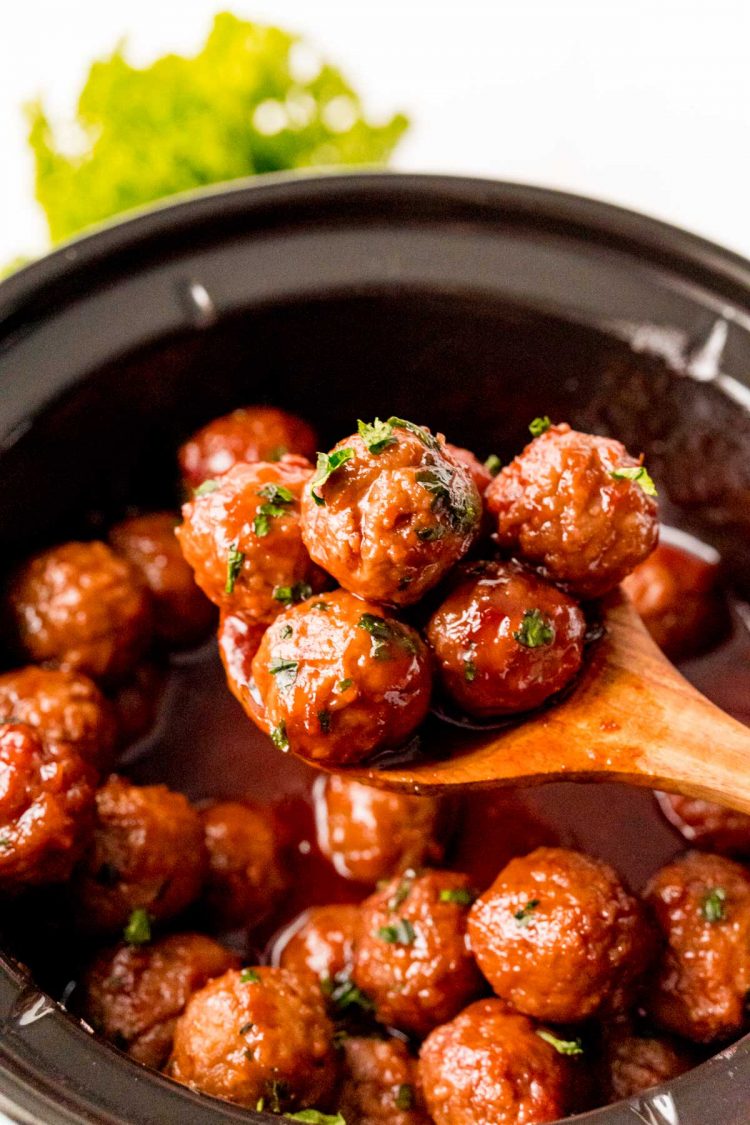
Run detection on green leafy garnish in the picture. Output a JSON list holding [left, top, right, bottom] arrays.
[[27, 13, 409, 244], [529, 416, 552, 436], [395, 1085, 414, 1110], [267, 446, 288, 462], [239, 1022, 254, 1035], [536, 1029, 584, 1056], [193, 479, 220, 497], [416, 524, 446, 541], [484, 453, 502, 476], [439, 887, 475, 906], [464, 660, 477, 683], [258, 483, 295, 505], [240, 968, 261, 983], [357, 614, 417, 660], [269, 659, 298, 692], [514, 898, 540, 927], [280, 625, 293, 640], [514, 609, 555, 648], [610, 465, 658, 497], [270, 723, 289, 752], [337, 678, 353, 692], [358, 417, 397, 454], [312, 600, 330, 611], [253, 484, 294, 537], [386, 417, 439, 451], [286, 1112, 346, 1125], [310, 448, 355, 505], [376, 919, 416, 945], [123, 908, 151, 945], [273, 582, 312, 606], [225, 544, 245, 594], [415, 465, 477, 533], [389, 877, 414, 910], [322, 976, 373, 1016], [701, 887, 727, 923], [0, 837, 10, 851]]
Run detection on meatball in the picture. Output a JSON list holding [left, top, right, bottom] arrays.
[[0, 665, 116, 772], [82, 933, 239, 1068], [599, 1024, 692, 1104], [169, 966, 336, 1112], [200, 800, 287, 931], [8, 541, 152, 683], [419, 998, 574, 1125], [109, 663, 165, 749], [644, 851, 750, 1042], [177, 457, 324, 623], [486, 423, 659, 598], [468, 846, 655, 1023], [622, 542, 729, 660], [109, 513, 215, 648], [314, 774, 447, 884], [656, 791, 750, 856], [300, 418, 481, 606], [277, 904, 361, 985], [179, 406, 318, 489], [74, 775, 207, 934], [339, 1035, 431, 1125], [426, 560, 586, 717], [249, 590, 432, 766], [217, 609, 268, 722], [0, 722, 96, 890], [352, 869, 483, 1036]]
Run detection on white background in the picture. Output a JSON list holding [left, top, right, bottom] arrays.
[[1, 0, 749, 265]]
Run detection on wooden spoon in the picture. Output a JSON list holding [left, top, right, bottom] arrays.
[[348, 589, 750, 812]]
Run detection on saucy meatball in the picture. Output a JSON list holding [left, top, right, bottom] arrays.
[[644, 851, 750, 1043], [277, 903, 361, 984], [169, 966, 336, 1112], [109, 513, 215, 648], [486, 423, 659, 598], [250, 589, 431, 766], [82, 933, 239, 1068], [200, 800, 287, 931], [300, 418, 481, 606], [0, 665, 116, 772], [0, 722, 96, 890], [179, 406, 318, 489], [599, 1024, 692, 1104], [177, 457, 324, 623], [352, 869, 483, 1036], [426, 560, 586, 717], [339, 1035, 431, 1125], [622, 542, 729, 660], [74, 775, 207, 934], [419, 998, 574, 1125], [656, 791, 750, 856], [468, 846, 655, 1023], [314, 774, 447, 884], [8, 541, 152, 683]]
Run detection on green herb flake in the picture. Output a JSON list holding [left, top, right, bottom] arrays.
[[609, 465, 658, 497], [386, 416, 439, 451], [514, 898, 540, 927], [312, 600, 330, 611], [280, 624, 293, 640], [264, 1079, 289, 1114], [269, 659, 298, 692], [358, 417, 397, 454], [253, 502, 288, 537], [240, 968, 261, 984], [270, 722, 289, 752], [484, 453, 502, 476], [239, 1022, 254, 1035], [257, 482, 294, 505], [357, 613, 417, 661], [123, 908, 151, 945], [395, 1084, 414, 1111], [415, 465, 476, 533], [389, 877, 414, 911], [536, 1029, 584, 1056], [464, 660, 477, 683], [439, 887, 475, 906], [193, 478, 220, 497], [273, 582, 312, 606], [416, 524, 446, 541], [337, 678, 353, 692], [514, 609, 555, 648], [267, 445, 288, 463], [225, 544, 245, 594], [326, 977, 373, 1016], [376, 919, 416, 945], [310, 448, 355, 505], [0, 836, 10, 851], [529, 415, 552, 437], [286, 1111, 346, 1125], [318, 710, 332, 733], [701, 886, 727, 924]]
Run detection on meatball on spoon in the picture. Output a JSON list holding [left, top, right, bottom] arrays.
[[348, 588, 750, 813]]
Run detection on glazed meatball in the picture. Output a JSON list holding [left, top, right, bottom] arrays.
[[82, 933, 239, 1068], [177, 457, 324, 623], [74, 775, 207, 934], [352, 869, 483, 1036], [109, 663, 165, 749], [419, 998, 574, 1125], [468, 847, 655, 1023], [0, 722, 96, 890], [339, 1035, 431, 1125], [622, 542, 729, 660], [249, 590, 432, 766], [200, 800, 287, 931], [0, 665, 116, 772], [644, 851, 750, 1042], [656, 791, 750, 856], [179, 406, 318, 489], [599, 1024, 692, 1104], [109, 513, 215, 648], [278, 904, 361, 985], [314, 774, 447, 884], [300, 419, 481, 606], [169, 966, 336, 1112], [8, 541, 152, 683], [426, 560, 586, 717], [486, 423, 659, 598]]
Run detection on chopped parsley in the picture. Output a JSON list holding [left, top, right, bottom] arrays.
[[286, 1112, 346, 1125], [358, 417, 397, 454], [310, 448, 355, 505], [439, 887, 475, 906], [273, 582, 312, 606], [322, 976, 374, 1015], [357, 614, 418, 660], [416, 524, 446, 541], [395, 1084, 415, 1110], [280, 624, 293, 640], [386, 416, 440, 451], [514, 609, 555, 648], [270, 722, 289, 752], [193, 478, 220, 497], [240, 968, 260, 983], [464, 660, 477, 683], [258, 482, 294, 505], [269, 659, 298, 692], [0, 837, 10, 851], [529, 415, 552, 437], [514, 898, 540, 927], [337, 678, 353, 692], [701, 887, 727, 923], [123, 908, 152, 945], [415, 465, 476, 533], [536, 1029, 584, 1056], [264, 1079, 289, 1114], [484, 453, 502, 476], [389, 876, 414, 910], [610, 465, 658, 497], [253, 483, 294, 537], [318, 710, 331, 733], [225, 544, 245, 594], [267, 445, 288, 462], [239, 1022, 254, 1035], [376, 919, 416, 945]]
